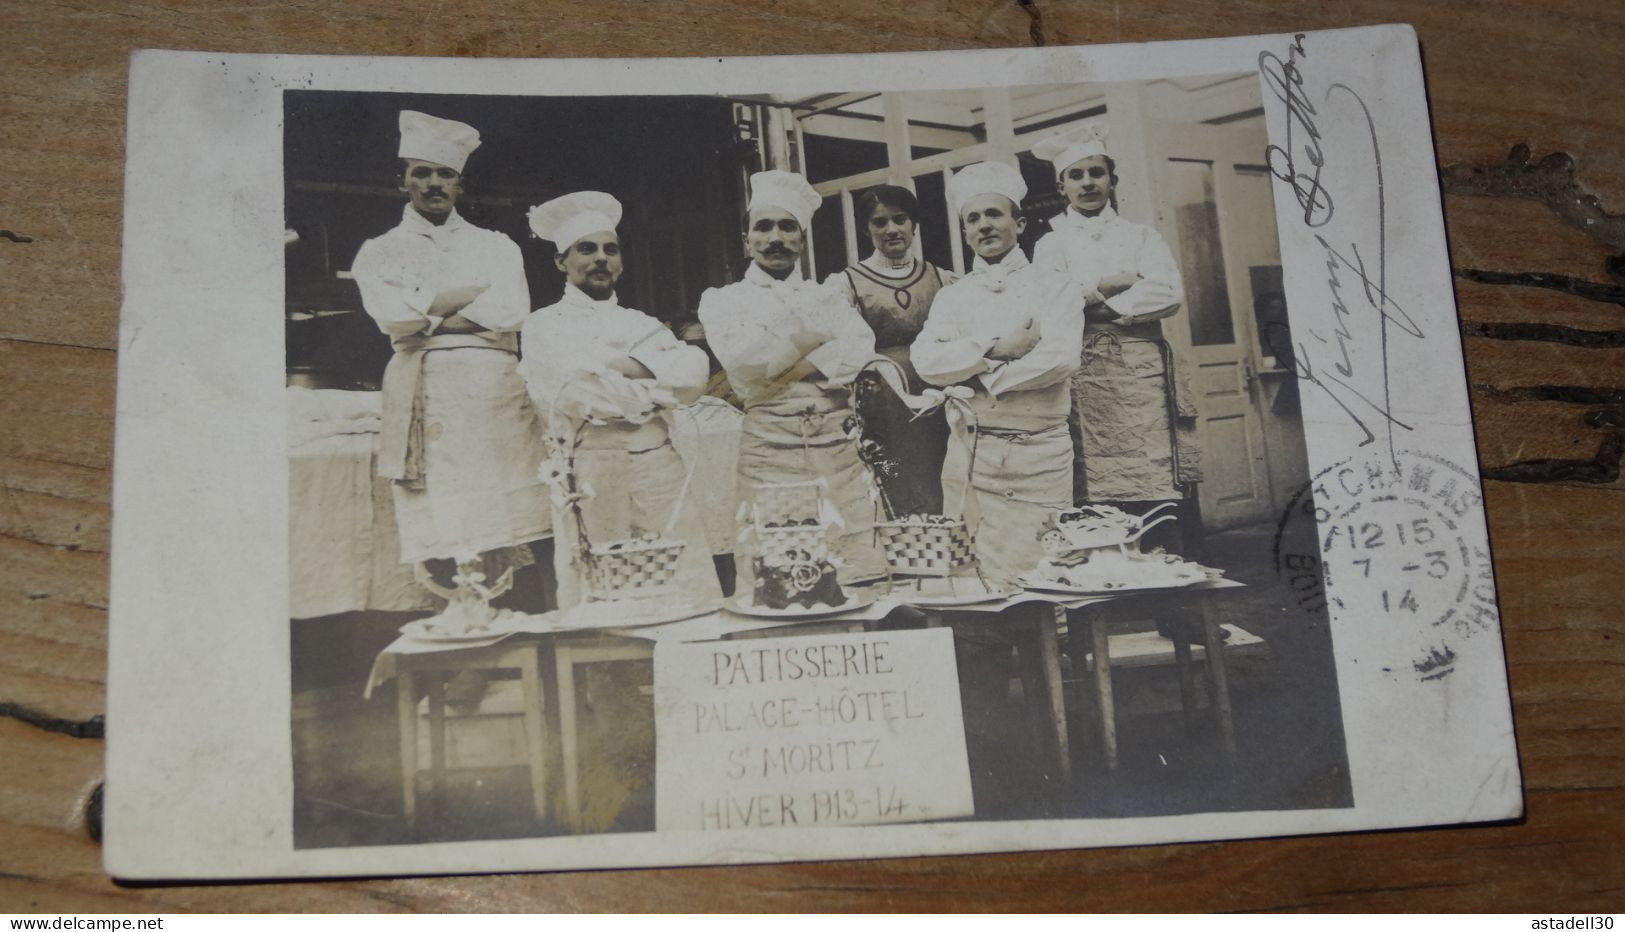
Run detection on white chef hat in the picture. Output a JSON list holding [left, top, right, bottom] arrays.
[[397, 110, 482, 174], [747, 170, 822, 230], [528, 191, 623, 250], [947, 161, 1029, 217], [1032, 123, 1111, 177]]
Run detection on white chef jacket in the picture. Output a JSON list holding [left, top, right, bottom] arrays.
[[520, 284, 710, 428], [697, 262, 877, 408], [519, 284, 720, 608], [912, 250, 1085, 431], [349, 206, 550, 562], [1031, 205, 1183, 323], [351, 205, 532, 345]]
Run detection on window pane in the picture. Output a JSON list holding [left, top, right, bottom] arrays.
[[803, 134, 888, 184], [1009, 85, 1106, 136], [899, 89, 986, 152], [1165, 159, 1235, 346], [911, 172, 955, 273]]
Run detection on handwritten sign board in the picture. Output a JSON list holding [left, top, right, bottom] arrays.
[[653, 628, 973, 832]]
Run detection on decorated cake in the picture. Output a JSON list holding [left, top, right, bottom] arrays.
[[1025, 503, 1216, 591], [751, 547, 848, 610], [406, 559, 520, 639], [741, 481, 851, 610], [410, 596, 518, 638]]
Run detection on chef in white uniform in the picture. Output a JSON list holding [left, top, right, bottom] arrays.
[[1031, 124, 1200, 504], [912, 161, 1085, 582], [350, 110, 551, 587], [696, 170, 884, 589], [520, 191, 722, 610]]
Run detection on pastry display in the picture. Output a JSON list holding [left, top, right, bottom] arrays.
[[751, 547, 849, 610], [583, 531, 688, 602], [847, 360, 986, 582], [874, 512, 977, 578], [1023, 503, 1220, 591], [740, 481, 852, 611], [405, 558, 520, 640], [543, 417, 697, 610]]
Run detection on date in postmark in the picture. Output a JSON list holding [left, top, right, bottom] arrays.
[[1274, 449, 1500, 681]]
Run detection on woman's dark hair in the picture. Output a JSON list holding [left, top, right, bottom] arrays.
[[855, 184, 920, 227]]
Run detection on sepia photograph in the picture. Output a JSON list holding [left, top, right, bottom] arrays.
[[104, 28, 1520, 880], [282, 76, 1347, 847]]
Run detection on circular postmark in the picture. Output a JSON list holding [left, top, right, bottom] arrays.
[[1273, 448, 1500, 681]]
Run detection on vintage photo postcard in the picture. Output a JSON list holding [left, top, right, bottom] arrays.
[[105, 24, 1522, 880]]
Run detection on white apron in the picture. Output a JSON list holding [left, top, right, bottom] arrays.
[[733, 385, 884, 590], [552, 420, 722, 610], [941, 418, 1074, 584], [385, 344, 552, 563]]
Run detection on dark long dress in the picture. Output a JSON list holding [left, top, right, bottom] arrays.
[[838, 259, 952, 518]]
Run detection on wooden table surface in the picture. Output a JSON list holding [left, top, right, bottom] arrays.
[[3, 0, 1622, 913]]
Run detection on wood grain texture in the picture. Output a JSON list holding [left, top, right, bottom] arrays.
[[2, 0, 1623, 913]]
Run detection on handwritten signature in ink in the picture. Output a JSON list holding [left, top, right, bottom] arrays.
[[1260, 35, 1333, 228], [1259, 33, 1425, 458]]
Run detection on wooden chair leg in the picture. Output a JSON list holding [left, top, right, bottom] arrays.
[[1200, 599, 1237, 754], [1036, 606, 1072, 784], [1089, 615, 1118, 770], [519, 650, 550, 825], [1172, 632, 1198, 725], [427, 675, 447, 815], [396, 669, 418, 829], [555, 645, 582, 832]]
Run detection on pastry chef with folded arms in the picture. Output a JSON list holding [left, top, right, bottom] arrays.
[[912, 161, 1085, 582], [350, 110, 552, 596], [696, 169, 885, 589], [1030, 124, 1200, 506], [520, 191, 722, 609]]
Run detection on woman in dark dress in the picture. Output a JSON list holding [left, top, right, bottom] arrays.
[[825, 185, 957, 517]]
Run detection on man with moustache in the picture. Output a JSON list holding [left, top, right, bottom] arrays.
[[519, 191, 721, 610], [1031, 124, 1199, 506], [913, 161, 1084, 582], [350, 110, 551, 597], [697, 169, 885, 591]]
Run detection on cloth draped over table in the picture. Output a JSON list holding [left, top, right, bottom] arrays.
[[287, 387, 437, 618], [698, 263, 885, 586], [831, 255, 955, 518], [1033, 205, 1202, 502], [351, 206, 551, 563], [520, 286, 722, 609], [914, 251, 1084, 582]]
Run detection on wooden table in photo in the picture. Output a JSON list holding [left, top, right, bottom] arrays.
[[548, 578, 1244, 828], [1065, 580, 1246, 770], [372, 638, 551, 830], [907, 578, 1245, 782], [547, 603, 887, 832]]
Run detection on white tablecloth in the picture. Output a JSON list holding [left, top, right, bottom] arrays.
[[288, 388, 437, 619], [362, 578, 1245, 693]]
